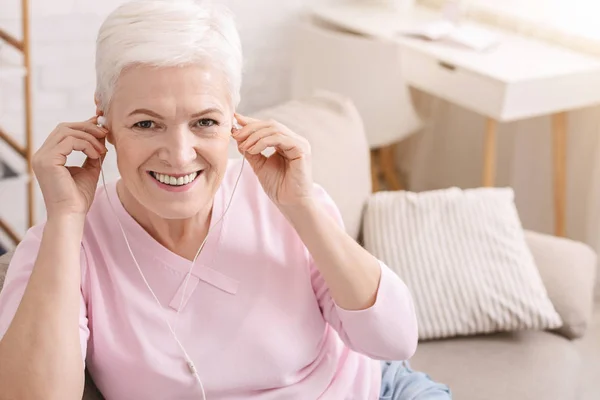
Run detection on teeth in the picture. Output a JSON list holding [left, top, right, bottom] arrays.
[[152, 171, 199, 186]]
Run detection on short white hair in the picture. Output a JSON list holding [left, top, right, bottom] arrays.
[[95, 0, 243, 110]]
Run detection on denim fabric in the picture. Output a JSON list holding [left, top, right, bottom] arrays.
[[379, 361, 452, 400]]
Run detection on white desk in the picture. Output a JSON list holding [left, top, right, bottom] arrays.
[[310, 3, 600, 236]]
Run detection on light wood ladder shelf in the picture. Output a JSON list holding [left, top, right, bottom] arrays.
[[0, 0, 34, 246]]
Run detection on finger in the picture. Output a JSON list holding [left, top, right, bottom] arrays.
[[82, 155, 103, 173], [238, 127, 279, 152], [45, 123, 108, 151], [243, 152, 268, 172], [234, 113, 260, 126], [66, 120, 109, 139], [232, 120, 273, 142], [70, 115, 98, 126], [246, 134, 306, 160], [59, 128, 107, 154], [55, 137, 102, 160]]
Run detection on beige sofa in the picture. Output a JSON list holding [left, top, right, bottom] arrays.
[[1, 92, 598, 400], [253, 93, 600, 400]]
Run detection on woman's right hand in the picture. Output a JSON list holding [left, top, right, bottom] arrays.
[[33, 116, 108, 219]]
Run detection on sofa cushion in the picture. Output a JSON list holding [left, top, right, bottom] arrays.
[[525, 230, 598, 339], [409, 331, 580, 400], [575, 299, 600, 400], [363, 187, 563, 340], [249, 91, 371, 241]]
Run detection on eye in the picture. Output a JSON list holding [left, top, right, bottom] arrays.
[[134, 120, 155, 129], [194, 118, 218, 128]]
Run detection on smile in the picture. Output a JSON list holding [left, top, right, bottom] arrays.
[[150, 171, 201, 187]]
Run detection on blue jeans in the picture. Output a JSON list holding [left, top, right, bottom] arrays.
[[379, 361, 452, 400]]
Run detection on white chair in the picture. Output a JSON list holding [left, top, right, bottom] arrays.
[[290, 17, 422, 190]]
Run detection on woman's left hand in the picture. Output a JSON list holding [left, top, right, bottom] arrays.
[[233, 113, 314, 209]]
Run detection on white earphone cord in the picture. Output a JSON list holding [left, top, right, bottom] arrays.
[[98, 132, 245, 400]]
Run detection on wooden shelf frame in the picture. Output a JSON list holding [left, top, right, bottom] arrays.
[[0, 0, 34, 245]]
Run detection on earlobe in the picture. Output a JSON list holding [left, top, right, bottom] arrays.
[[105, 126, 115, 146], [96, 115, 115, 146], [94, 93, 102, 115]]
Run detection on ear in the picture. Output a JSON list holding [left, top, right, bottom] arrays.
[[104, 122, 115, 146], [231, 111, 241, 136], [94, 93, 102, 117], [95, 93, 115, 146]]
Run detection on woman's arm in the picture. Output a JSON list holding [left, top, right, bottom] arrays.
[[232, 114, 417, 360], [281, 187, 418, 361], [0, 215, 88, 400], [281, 200, 381, 311]]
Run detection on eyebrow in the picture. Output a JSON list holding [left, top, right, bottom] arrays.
[[127, 107, 225, 119]]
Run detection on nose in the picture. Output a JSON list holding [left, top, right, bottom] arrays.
[[158, 126, 197, 169]]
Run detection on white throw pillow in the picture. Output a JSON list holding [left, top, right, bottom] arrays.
[[363, 187, 563, 340]]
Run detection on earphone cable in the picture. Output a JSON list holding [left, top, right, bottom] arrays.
[[98, 137, 246, 400]]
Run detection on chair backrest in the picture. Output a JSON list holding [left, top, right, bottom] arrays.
[[290, 18, 422, 148]]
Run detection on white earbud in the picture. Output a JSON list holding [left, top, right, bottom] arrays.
[[233, 117, 242, 130], [97, 116, 107, 127]]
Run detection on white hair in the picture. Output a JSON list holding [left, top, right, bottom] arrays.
[[95, 0, 243, 110]]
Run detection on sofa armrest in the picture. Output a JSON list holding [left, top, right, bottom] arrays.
[[525, 230, 597, 339]]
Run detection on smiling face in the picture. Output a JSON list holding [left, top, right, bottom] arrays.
[[104, 64, 233, 220]]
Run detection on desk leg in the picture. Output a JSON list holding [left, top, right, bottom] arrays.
[[552, 112, 567, 237], [379, 144, 403, 191], [482, 118, 497, 187], [370, 149, 381, 192]]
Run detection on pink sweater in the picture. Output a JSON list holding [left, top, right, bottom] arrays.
[[0, 160, 417, 400]]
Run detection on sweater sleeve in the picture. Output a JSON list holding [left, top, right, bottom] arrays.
[[0, 224, 90, 363], [309, 185, 418, 361]]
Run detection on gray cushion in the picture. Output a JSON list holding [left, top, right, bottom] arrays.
[[409, 331, 580, 400], [83, 370, 104, 400], [575, 301, 600, 400], [525, 231, 598, 339], [0, 250, 12, 291]]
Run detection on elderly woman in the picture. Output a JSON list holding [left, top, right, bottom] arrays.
[[0, 1, 450, 399]]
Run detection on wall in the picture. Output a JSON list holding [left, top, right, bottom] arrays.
[[403, 0, 600, 253], [402, 93, 600, 247], [2, 0, 600, 255], [0, 0, 328, 246]]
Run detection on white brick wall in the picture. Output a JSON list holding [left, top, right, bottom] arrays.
[[0, 0, 328, 246]]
